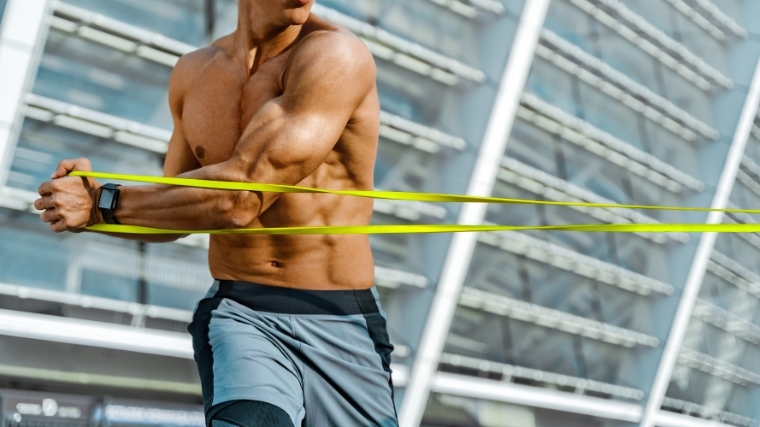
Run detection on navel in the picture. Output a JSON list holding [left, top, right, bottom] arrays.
[[195, 146, 206, 159]]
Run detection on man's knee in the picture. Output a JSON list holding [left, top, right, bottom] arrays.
[[210, 400, 293, 427]]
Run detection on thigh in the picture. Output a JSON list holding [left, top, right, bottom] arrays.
[[296, 314, 398, 427], [189, 299, 305, 426]]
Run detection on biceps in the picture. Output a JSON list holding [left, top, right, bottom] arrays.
[[236, 108, 342, 183]]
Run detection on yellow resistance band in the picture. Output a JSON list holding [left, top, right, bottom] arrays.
[[70, 171, 760, 235]]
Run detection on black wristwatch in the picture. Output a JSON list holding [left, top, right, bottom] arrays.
[[98, 183, 121, 224]]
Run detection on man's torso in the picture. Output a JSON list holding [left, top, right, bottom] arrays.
[[176, 17, 379, 290]]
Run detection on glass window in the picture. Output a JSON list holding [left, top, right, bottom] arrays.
[[619, 0, 678, 38], [714, 232, 760, 274], [8, 119, 164, 193], [666, 368, 726, 408], [745, 135, 760, 163], [0, 205, 209, 310], [465, 243, 656, 333], [698, 271, 744, 313], [0, 212, 71, 291], [593, 25, 662, 95], [543, 0, 597, 54], [445, 303, 645, 389], [730, 179, 760, 211], [0, 0, 7, 24], [62, 0, 206, 46], [546, 0, 720, 128], [376, 66, 465, 132], [145, 243, 212, 310], [34, 29, 174, 129], [318, 0, 481, 65]]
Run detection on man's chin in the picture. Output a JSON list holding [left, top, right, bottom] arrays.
[[284, 7, 311, 24]]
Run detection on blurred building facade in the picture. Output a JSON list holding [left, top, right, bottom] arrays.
[[1, 1, 760, 427]]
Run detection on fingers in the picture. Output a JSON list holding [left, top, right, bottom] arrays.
[[38, 161, 97, 234], [38, 176, 84, 196], [33, 196, 55, 211], [40, 208, 60, 224], [38, 180, 54, 196], [40, 209, 84, 233], [51, 158, 92, 179], [50, 220, 67, 233]]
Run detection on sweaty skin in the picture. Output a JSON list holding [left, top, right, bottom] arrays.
[[34, 0, 380, 290]]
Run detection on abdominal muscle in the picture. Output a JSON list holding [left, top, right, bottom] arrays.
[[207, 190, 377, 290]]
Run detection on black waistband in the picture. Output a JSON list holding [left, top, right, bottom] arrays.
[[213, 280, 380, 316]]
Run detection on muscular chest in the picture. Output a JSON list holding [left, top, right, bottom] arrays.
[[180, 55, 288, 165]]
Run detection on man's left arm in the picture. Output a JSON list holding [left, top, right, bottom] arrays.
[[35, 32, 376, 233]]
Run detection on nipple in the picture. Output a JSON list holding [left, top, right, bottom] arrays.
[[195, 146, 206, 159]]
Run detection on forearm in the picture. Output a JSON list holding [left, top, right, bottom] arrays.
[[113, 163, 261, 231]]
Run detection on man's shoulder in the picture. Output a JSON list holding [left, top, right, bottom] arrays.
[[291, 28, 375, 79], [174, 44, 226, 79], [300, 28, 370, 57], [168, 44, 227, 111]]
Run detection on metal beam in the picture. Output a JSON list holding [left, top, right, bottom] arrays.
[[0, 0, 51, 188], [0, 308, 194, 358], [655, 411, 739, 427], [397, 1, 552, 425], [430, 372, 736, 427], [433, 372, 642, 422], [639, 53, 760, 427], [0, 309, 410, 386]]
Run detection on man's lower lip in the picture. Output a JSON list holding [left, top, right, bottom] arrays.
[[295, 0, 309, 5]]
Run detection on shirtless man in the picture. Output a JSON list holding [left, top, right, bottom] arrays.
[[33, 1, 397, 426]]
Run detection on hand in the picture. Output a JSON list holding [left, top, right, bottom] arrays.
[[34, 158, 103, 233]]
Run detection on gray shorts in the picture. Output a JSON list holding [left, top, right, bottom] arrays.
[[188, 280, 398, 427]]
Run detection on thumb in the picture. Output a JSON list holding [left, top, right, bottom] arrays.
[[51, 158, 92, 179]]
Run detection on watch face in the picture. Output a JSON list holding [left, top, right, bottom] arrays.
[[99, 187, 117, 210]]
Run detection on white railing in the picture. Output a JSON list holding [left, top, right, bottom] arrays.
[[459, 287, 660, 347], [424, 0, 504, 18], [691, 0, 747, 38], [312, 3, 486, 85], [499, 157, 689, 244], [678, 348, 760, 386], [25, 93, 171, 152], [478, 230, 675, 296], [539, 29, 719, 141], [568, 0, 732, 90], [662, 0, 745, 41], [52, 1, 485, 89], [707, 251, 760, 299], [380, 110, 466, 152], [49, 8, 471, 155], [520, 93, 705, 192], [51, 2, 194, 65], [692, 299, 760, 345], [661, 397, 754, 427], [0, 282, 192, 323], [721, 204, 760, 251], [439, 353, 645, 400]]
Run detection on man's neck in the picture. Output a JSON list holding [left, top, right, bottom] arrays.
[[235, 2, 303, 74]]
